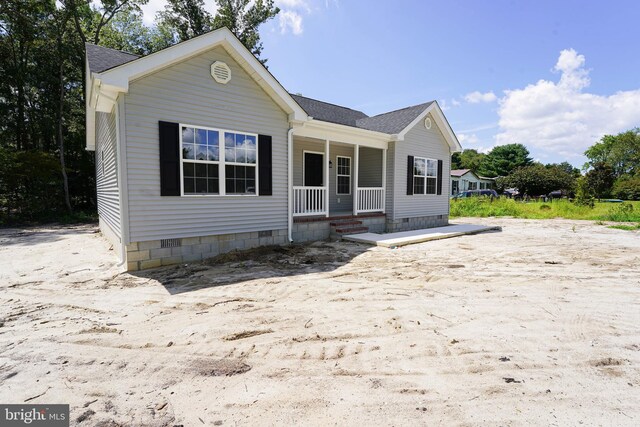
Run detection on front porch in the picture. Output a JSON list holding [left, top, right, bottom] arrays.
[[291, 136, 387, 218]]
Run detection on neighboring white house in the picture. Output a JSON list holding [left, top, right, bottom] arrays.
[[85, 27, 462, 271], [450, 169, 495, 195]]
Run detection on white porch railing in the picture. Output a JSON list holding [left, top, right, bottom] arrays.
[[293, 186, 327, 216], [356, 187, 385, 213]]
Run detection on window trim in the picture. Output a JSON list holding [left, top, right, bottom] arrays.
[[412, 156, 438, 196], [179, 123, 259, 197], [335, 155, 351, 195]]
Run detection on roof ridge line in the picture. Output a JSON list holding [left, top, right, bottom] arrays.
[[86, 42, 141, 58], [290, 93, 368, 116], [361, 101, 434, 120]]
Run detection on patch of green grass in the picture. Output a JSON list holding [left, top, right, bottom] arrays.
[[450, 198, 640, 222], [607, 223, 640, 231]]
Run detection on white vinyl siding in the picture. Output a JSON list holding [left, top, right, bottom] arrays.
[[123, 46, 288, 242], [95, 110, 121, 244], [392, 114, 451, 219]]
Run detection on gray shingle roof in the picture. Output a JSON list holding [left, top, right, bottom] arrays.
[[355, 101, 434, 134], [86, 43, 140, 73], [85, 42, 434, 135], [290, 94, 368, 127], [290, 94, 433, 134]]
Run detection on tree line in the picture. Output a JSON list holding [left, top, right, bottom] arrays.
[[452, 128, 640, 201], [0, 0, 279, 224]]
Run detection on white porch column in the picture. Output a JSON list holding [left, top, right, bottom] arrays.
[[353, 144, 360, 216], [325, 139, 330, 217], [382, 148, 387, 214]]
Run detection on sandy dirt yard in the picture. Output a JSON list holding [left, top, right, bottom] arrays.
[[1, 218, 639, 426]]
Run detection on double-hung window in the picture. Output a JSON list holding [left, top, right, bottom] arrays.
[[336, 156, 351, 195], [413, 157, 438, 195], [180, 125, 257, 196]]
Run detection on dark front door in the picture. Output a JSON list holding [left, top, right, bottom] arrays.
[[304, 152, 323, 186]]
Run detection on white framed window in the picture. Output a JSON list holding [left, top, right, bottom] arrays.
[[336, 156, 351, 195], [180, 124, 257, 196], [413, 157, 437, 195]]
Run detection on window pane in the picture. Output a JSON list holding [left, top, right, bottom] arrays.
[[414, 176, 425, 194], [183, 177, 195, 194], [225, 133, 235, 148], [195, 145, 207, 160], [246, 179, 255, 194], [414, 158, 426, 176], [207, 146, 219, 161], [207, 164, 218, 178], [236, 149, 246, 163], [225, 147, 235, 163], [236, 166, 246, 179], [246, 166, 255, 179], [183, 162, 195, 177], [244, 135, 256, 150], [236, 179, 245, 193], [427, 159, 437, 177], [226, 179, 235, 193], [195, 163, 207, 177], [182, 144, 194, 160], [195, 178, 207, 193], [246, 149, 256, 164], [207, 130, 219, 147], [195, 128, 207, 145], [208, 178, 219, 194], [426, 177, 436, 194], [225, 165, 235, 178], [182, 127, 194, 143]]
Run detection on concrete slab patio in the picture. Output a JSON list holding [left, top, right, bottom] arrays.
[[342, 223, 501, 247]]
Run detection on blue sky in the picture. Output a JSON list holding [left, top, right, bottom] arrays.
[[140, 0, 640, 167]]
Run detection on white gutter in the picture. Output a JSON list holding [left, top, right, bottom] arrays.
[[287, 127, 294, 243]]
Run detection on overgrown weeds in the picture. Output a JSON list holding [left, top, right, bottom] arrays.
[[450, 198, 640, 222]]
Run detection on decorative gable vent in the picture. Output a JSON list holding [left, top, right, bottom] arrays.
[[424, 116, 432, 130], [211, 61, 231, 84]]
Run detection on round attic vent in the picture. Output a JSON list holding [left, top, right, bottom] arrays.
[[424, 117, 432, 129], [211, 61, 231, 84]]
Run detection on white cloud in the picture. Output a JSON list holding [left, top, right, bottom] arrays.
[[278, 10, 303, 35], [451, 98, 461, 107], [465, 91, 497, 104], [458, 133, 479, 145], [495, 48, 640, 160]]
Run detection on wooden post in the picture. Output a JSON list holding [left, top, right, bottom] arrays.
[[353, 144, 359, 216], [325, 139, 330, 217]]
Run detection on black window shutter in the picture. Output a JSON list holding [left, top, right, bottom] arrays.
[[258, 134, 272, 196], [437, 159, 443, 195], [406, 155, 414, 195], [159, 121, 180, 196]]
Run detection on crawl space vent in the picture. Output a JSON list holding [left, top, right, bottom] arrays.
[[210, 61, 231, 84], [160, 238, 181, 248]]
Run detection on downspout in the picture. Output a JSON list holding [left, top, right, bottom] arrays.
[[287, 127, 294, 243]]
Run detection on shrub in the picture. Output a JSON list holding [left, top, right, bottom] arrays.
[[612, 175, 640, 200], [604, 203, 636, 222], [573, 177, 595, 208]]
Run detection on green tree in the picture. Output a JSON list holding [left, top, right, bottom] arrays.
[[612, 175, 640, 201], [584, 129, 640, 178], [156, 0, 211, 42], [546, 161, 581, 178], [500, 163, 575, 196], [451, 149, 486, 172], [478, 143, 532, 177], [585, 162, 615, 200], [212, 0, 279, 62]]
